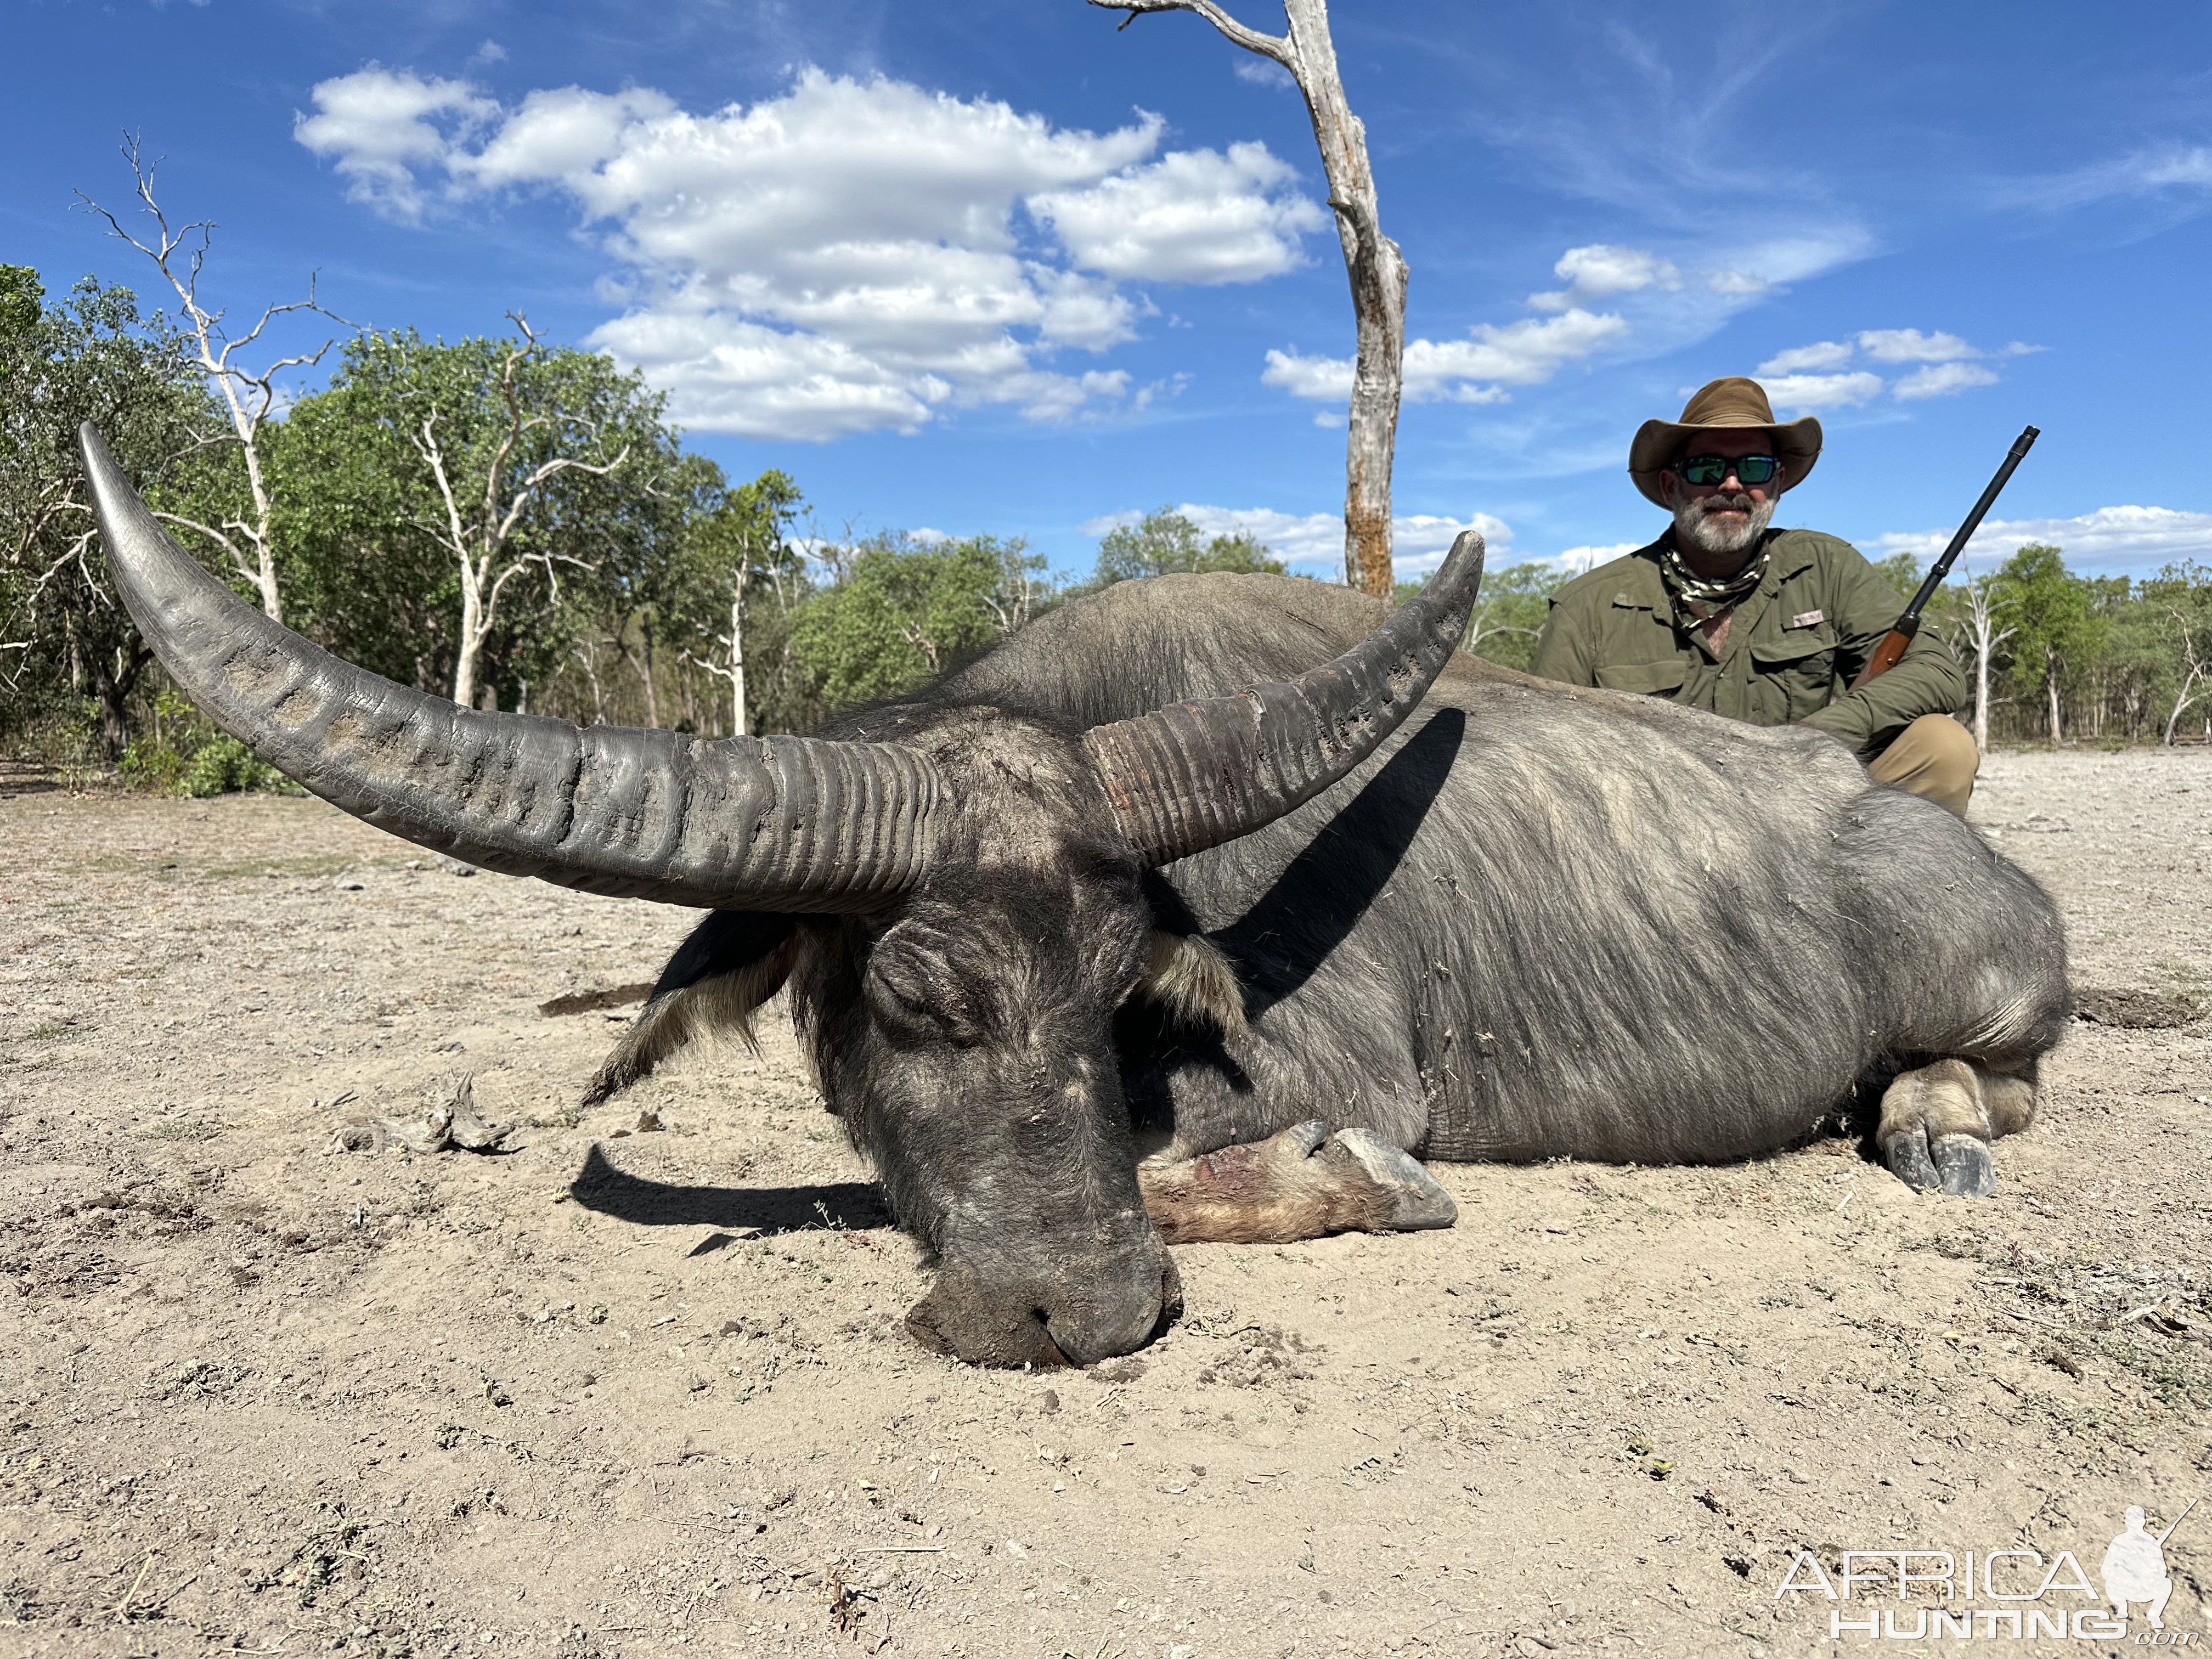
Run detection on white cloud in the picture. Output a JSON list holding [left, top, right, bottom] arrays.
[[1554, 542, 1641, 574], [1528, 243, 1680, 310], [1263, 308, 1628, 407], [2137, 148, 2212, 188], [1757, 340, 1853, 375], [1028, 141, 1327, 284], [297, 66, 1323, 439], [1080, 504, 1515, 578], [590, 303, 941, 439], [1702, 269, 1770, 298], [1410, 310, 1630, 394], [1874, 507, 2212, 574], [1891, 362, 1999, 400], [1262, 234, 1846, 415], [1751, 326, 2031, 409], [1855, 328, 1976, 364], [294, 67, 499, 221], [1232, 56, 1298, 90], [2013, 144, 2212, 210], [1555, 243, 1678, 296], [1260, 347, 1352, 402], [1760, 370, 1885, 412]]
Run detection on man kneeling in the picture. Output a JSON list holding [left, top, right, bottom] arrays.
[[1533, 376, 1977, 816]]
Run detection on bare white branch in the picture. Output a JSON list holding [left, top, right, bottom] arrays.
[[2164, 605, 2210, 746], [397, 319, 630, 708], [77, 134, 357, 623], [1087, 0, 1293, 63]]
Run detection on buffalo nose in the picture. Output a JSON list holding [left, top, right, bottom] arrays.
[[1048, 1250, 1183, 1366], [904, 1242, 1182, 1368]]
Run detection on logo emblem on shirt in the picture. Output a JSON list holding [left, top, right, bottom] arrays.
[[1788, 609, 1825, 629]]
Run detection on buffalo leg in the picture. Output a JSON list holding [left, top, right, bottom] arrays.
[[1137, 1121, 1458, 1245], [1878, 1057, 2039, 1198]]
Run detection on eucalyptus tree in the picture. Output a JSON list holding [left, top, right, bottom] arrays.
[[678, 469, 806, 737], [788, 532, 1053, 716], [0, 266, 217, 755], [274, 320, 681, 711]]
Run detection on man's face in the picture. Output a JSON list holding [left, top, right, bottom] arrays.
[[1660, 428, 1783, 563]]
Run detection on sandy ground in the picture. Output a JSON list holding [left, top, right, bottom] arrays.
[[0, 747, 2207, 1659]]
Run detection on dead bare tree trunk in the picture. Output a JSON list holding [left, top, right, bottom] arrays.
[[684, 560, 751, 738], [572, 638, 608, 724], [1951, 567, 2015, 753], [80, 136, 349, 623], [1093, 0, 1404, 598], [726, 572, 747, 737], [2164, 607, 2209, 746]]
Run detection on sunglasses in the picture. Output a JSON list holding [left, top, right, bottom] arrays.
[[1673, 453, 1781, 487]]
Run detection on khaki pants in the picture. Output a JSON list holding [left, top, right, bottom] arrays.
[[1867, 714, 1978, 818]]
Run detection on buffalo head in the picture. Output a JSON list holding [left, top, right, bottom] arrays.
[[80, 424, 1483, 1365]]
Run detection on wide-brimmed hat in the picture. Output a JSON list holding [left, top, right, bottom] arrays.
[[1628, 376, 1822, 507]]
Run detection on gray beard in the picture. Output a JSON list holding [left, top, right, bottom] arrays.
[[1672, 492, 1776, 561]]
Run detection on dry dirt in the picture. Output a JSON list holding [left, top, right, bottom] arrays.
[[1, 748, 2208, 1659]]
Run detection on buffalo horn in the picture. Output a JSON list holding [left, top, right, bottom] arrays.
[[79, 424, 941, 911], [1083, 528, 1485, 865]]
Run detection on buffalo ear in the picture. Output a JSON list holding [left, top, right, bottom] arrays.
[[585, 913, 800, 1103], [1137, 930, 1248, 1040]]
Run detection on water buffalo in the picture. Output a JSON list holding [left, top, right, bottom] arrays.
[[82, 426, 2068, 1368]]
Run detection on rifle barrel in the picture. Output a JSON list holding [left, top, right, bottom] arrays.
[[1901, 425, 2040, 625], [2156, 1496, 2198, 1547]]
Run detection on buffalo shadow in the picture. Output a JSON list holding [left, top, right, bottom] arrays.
[[1121, 706, 1463, 1120], [568, 1143, 892, 1237]]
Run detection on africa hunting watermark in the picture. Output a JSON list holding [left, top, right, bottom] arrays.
[[1775, 1499, 2200, 1642]]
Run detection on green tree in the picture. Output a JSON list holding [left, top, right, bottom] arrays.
[[1872, 550, 1925, 602], [1093, 507, 1284, 585], [1394, 559, 1568, 673], [0, 268, 223, 757], [1998, 543, 2098, 742], [676, 469, 808, 736], [2138, 561, 2212, 743], [274, 319, 695, 710], [789, 532, 1051, 714]]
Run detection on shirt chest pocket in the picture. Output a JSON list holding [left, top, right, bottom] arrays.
[[1750, 628, 1838, 714], [1594, 658, 1689, 697]]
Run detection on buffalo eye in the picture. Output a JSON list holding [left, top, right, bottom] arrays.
[[863, 918, 989, 1047]]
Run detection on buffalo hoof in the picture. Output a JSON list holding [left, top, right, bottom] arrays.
[[1321, 1128, 1459, 1230], [1882, 1126, 1997, 1198], [1931, 1133, 1997, 1197]]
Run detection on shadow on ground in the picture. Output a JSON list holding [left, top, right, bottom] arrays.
[[568, 1142, 892, 1235]]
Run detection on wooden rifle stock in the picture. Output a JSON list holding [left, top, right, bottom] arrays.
[[1851, 624, 1916, 689], [1847, 424, 2039, 693]]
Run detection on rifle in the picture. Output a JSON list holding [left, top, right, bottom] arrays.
[[2155, 1497, 2198, 1548], [1847, 424, 2040, 692]]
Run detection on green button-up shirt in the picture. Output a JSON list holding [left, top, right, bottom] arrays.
[[1529, 528, 1965, 754]]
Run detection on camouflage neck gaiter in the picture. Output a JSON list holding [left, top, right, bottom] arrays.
[[1658, 529, 1768, 609]]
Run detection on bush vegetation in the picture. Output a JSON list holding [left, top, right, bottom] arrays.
[[4, 258, 2206, 789]]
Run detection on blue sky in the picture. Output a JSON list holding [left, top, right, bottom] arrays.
[[8, 0, 2211, 583]]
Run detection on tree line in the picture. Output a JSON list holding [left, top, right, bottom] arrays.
[[4, 261, 2205, 792], [1398, 544, 2211, 748], [0, 262, 1295, 787]]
